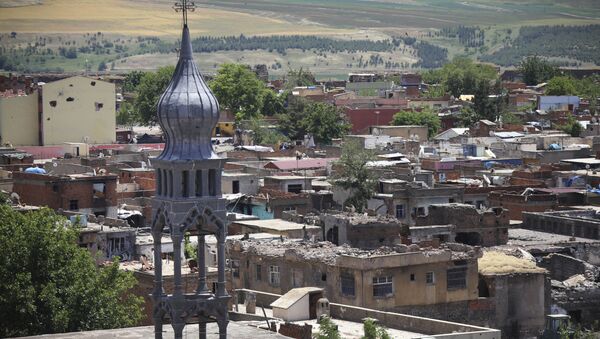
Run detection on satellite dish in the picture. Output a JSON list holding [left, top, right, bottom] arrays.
[[53, 162, 58, 167]]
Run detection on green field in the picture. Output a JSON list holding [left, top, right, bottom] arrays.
[[1, 0, 600, 76]]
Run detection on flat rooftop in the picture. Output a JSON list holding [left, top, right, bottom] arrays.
[[508, 228, 597, 246], [20, 322, 287, 338], [233, 219, 321, 232], [234, 239, 477, 265]]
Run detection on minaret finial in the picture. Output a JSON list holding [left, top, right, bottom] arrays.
[[173, 0, 196, 26]]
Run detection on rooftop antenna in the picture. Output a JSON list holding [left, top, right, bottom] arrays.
[[173, 0, 196, 27]]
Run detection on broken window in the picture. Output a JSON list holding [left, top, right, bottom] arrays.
[[341, 273, 355, 297], [95, 102, 104, 111], [231, 259, 240, 278], [108, 237, 126, 254], [49, 100, 57, 107], [256, 264, 262, 281], [291, 268, 303, 288], [447, 267, 467, 290], [395, 204, 405, 219], [287, 184, 303, 194], [93, 183, 106, 199], [373, 275, 393, 297], [69, 199, 79, 210], [66, 97, 74, 102], [269, 265, 280, 286], [426, 272, 435, 284]]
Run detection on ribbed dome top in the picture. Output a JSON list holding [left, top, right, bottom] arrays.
[[157, 25, 220, 161]]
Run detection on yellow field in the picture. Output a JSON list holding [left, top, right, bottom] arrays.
[[0, 0, 353, 37]]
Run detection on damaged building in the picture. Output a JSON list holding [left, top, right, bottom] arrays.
[[319, 211, 405, 248], [228, 239, 482, 315], [522, 209, 600, 239], [416, 203, 510, 246]]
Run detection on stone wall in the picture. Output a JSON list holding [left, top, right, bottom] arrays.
[[540, 253, 589, 281]]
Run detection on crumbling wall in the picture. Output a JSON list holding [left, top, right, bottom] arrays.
[[540, 253, 591, 281], [278, 323, 312, 339]]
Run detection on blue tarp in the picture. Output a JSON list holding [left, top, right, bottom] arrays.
[[24, 167, 46, 174]]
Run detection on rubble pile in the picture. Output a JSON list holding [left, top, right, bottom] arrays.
[[232, 239, 480, 264]]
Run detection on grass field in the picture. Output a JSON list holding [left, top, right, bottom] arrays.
[[0, 0, 353, 36], [2, 0, 600, 74]]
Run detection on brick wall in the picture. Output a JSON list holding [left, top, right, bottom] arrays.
[[278, 323, 312, 339]]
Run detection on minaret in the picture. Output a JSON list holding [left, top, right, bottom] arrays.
[[150, 2, 229, 338]]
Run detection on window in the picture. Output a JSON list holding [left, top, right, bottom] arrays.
[[231, 259, 240, 278], [292, 268, 303, 288], [93, 183, 105, 199], [182, 170, 189, 197], [232, 180, 240, 194], [269, 265, 280, 286], [283, 206, 297, 212], [287, 184, 303, 194], [195, 170, 203, 197], [341, 273, 355, 297], [52, 184, 59, 193], [69, 199, 79, 210], [208, 169, 216, 196], [373, 276, 393, 297], [447, 267, 467, 290], [256, 264, 262, 281], [426, 272, 435, 284], [395, 204, 405, 219], [108, 237, 125, 254], [410, 273, 415, 281]]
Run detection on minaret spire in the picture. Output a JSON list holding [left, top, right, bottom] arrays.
[[173, 0, 196, 26]]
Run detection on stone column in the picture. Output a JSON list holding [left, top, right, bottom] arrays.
[[196, 234, 209, 294], [217, 233, 226, 297], [172, 233, 183, 297], [152, 231, 164, 339]]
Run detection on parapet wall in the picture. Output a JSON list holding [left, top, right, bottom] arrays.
[[236, 289, 500, 338]]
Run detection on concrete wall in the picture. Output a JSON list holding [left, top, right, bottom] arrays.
[[41, 76, 115, 145], [237, 288, 500, 338], [0, 93, 39, 146], [483, 273, 547, 339], [230, 249, 479, 311]]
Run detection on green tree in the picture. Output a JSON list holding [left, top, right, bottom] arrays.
[[362, 318, 391, 339], [391, 109, 441, 138], [285, 67, 316, 89], [458, 106, 479, 127], [546, 76, 577, 96], [210, 63, 266, 121], [420, 57, 498, 97], [247, 118, 288, 145], [122, 70, 145, 93], [473, 79, 506, 122], [519, 55, 559, 86], [301, 102, 351, 144], [261, 89, 285, 117], [116, 102, 136, 126], [0, 206, 143, 337], [316, 316, 341, 339], [332, 140, 377, 212], [557, 116, 582, 137], [133, 66, 174, 125], [500, 111, 523, 125]]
